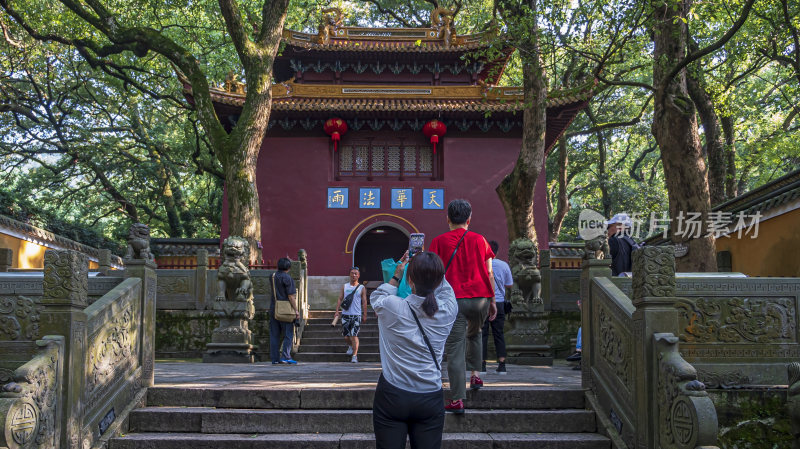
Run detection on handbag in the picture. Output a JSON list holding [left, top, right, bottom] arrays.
[[340, 285, 360, 312], [272, 273, 295, 322]]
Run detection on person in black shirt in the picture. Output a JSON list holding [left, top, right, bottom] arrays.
[[606, 213, 639, 276], [270, 257, 299, 364]]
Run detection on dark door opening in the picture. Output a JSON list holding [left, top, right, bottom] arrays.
[[353, 226, 409, 283]]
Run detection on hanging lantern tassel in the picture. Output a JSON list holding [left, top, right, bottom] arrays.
[[423, 119, 447, 154], [324, 118, 348, 152]]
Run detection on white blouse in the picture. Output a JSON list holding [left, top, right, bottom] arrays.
[[370, 280, 458, 393]]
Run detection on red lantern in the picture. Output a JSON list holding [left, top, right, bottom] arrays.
[[324, 118, 348, 152], [423, 119, 447, 154]]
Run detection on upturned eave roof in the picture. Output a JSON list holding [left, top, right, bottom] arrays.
[[187, 79, 596, 114]]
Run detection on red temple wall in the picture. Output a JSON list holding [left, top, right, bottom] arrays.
[[221, 135, 549, 276]]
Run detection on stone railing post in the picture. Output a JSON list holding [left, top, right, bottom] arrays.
[[789, 362, 800, 449], [580, 244, 612, 390], [653, 333, 719, 449], [196, 249, 209, 311], [631, 246, 719, 448], [123, 223, 158, 387], [97, 249, 112, 276], [0, 248, 12, 272], [37, 250, 89, 449], [631, 246, 680, 448]]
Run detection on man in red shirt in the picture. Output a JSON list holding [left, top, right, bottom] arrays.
[[429, 199, 497, 413]]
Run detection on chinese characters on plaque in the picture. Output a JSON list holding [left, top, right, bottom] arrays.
[[326, 187, 444, 210], [327, 188, 348, 209]]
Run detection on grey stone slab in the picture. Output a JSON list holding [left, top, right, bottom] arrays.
[[110, 432, 344, 449], [147, 387, 302, 409], [200, 409, 374, 434], [300, 388, 374, 409], [129, 407, 206, 433], [489, 433, 610, 449], [153, 361, 583, 390], [130, 408, 596, 434]]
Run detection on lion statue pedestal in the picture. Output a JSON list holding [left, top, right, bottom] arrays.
[[203, 236, 257, 363], [503, 238, 553, 366]]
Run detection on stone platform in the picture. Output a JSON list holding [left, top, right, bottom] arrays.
[[152, 360, 582, 390]]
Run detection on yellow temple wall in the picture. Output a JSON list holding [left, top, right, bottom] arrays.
[[715, 207, 800, 277], [0, 234, 99, 269]]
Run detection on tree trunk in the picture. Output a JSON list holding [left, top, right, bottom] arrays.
[[496, 3, 547, 245], [686, 66, 726, 205], [597, 130, 611, 218], [720, 115, 737, 198], [549, 136, 570, 242], [651, 0, 717, 272]]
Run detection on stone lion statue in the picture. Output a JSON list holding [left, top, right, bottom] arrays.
[[583, 235, 610, 260], [125, 223, 154, 262], [507, 238, 542, 305], [789, 362, 800, 448], [216, 236, 253, 306]]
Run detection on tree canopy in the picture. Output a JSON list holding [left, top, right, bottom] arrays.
[[1, 0, 798, 262]]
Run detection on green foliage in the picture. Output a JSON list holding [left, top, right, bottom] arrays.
[[1, 0, 799, 247]]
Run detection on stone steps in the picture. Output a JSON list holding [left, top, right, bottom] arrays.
[[297, 310, 380, 362], [111, 387, 608, 449], [145, 387, 586, 410], [293, 352, 381, 362], [111, 432, 611, 449], [128, 407, 598, 434], [298, 344, 380, 353]]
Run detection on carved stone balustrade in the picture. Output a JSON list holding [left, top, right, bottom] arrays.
[[581, 245, 720, 449], [789, 362, 800, 449]]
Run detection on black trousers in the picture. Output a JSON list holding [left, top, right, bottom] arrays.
[[373, 375, 445, 449], [481, 304, 506, 360]]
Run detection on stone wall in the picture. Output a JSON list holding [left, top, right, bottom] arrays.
[[153, 251, 309, 359]]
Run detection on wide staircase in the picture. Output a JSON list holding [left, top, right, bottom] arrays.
[[110, 384, 610, 448], [294, 309, 382, 363]]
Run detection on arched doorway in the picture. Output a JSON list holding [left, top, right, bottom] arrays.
[[353, 225, 409, 283]]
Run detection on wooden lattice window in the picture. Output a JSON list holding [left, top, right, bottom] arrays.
[[337, 136, 438, 179]]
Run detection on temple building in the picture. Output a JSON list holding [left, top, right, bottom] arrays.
[[183, 9, 593, 284]]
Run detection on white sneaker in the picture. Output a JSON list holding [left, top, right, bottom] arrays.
[[351, 355, 358, 363], [346, 346, 353, 356]]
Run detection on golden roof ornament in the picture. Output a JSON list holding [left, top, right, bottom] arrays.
[[223, 70, 245, 94], [431, 7, 457, 47], [317, 7, 345, 44]]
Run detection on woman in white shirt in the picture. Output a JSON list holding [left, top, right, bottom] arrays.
[[370, 251, 458, 449]]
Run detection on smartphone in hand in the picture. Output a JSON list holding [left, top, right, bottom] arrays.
[[408, 233, 425, 259]]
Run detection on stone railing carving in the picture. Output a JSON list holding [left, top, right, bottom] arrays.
[[789, 362, 800, 449], [0, 225, 156, 449], [612, 274, 800, 388], [0, 336, 63, 449], [654, 333, 718, 449], [582, 246, 720, 448]]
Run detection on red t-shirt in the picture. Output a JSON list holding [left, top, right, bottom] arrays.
[[429, 229, 496, 299]]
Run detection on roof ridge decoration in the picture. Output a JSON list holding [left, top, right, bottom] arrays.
[[283, 7, 495, 51]]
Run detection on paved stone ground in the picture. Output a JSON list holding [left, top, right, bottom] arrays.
[[154, 360, 582, 390]]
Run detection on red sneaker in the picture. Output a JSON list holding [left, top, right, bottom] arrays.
[[470, 375, 483, 390], [445, 399, 465, 414]]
